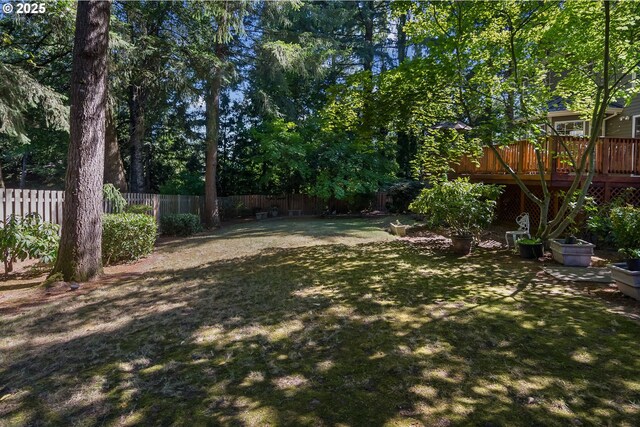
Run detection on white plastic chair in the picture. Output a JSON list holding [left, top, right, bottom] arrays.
[[505, 213, 531, 248]]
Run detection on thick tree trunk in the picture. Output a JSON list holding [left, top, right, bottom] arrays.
[[104, 106, 127, 191], [52, 0, 110, 282], [203, 68, 222, 228], [128, 84, 146, 193]]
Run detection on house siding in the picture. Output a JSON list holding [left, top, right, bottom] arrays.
[[550, 114, 590, 135], [607, 96, 640, 137]]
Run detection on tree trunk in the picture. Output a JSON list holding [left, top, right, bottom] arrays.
[[203, 67, 222, 228], [128, 84, 146, 193], [104, 106, 127, 191], [0, 160, 4, 188], [52, 0, 110, 282], [397, 12, 407, 65], [362, 1, 374, 72], [19, 153, 28, 188]]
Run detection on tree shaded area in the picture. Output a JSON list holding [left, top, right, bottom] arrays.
[[2, 219, 640, 425]]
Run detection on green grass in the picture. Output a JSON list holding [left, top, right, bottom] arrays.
[[1, 217, 640, 426]]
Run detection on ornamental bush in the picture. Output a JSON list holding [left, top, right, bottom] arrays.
[[160, 213, 202, 236], [102, 213, 157, 265], [0, 213, 60, 273], [610, 206, 640, 258], [409, 178, 503, 238], [125, 203, 154, 215]]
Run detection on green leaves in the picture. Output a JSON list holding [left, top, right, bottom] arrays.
[[0, 213, 60, 273], [610, 206, 640, 255], [102, 213, 158, 265], [409, 178, 503, 237]]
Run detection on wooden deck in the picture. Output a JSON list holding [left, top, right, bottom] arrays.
[[453, 136, 640, 187]]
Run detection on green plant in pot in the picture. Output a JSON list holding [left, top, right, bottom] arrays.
[[409, 178, 503, 255], [610, 206, 640, 271], [517, 237, 544, 259]]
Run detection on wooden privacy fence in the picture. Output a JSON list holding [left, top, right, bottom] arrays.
[[0, 189, 200, 226], [217, 192, 388, 217], [1, 189, 389, 225], [454, 136, 640, 176]]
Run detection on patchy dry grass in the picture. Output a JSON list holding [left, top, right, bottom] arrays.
[[1, 217, 640, 426]]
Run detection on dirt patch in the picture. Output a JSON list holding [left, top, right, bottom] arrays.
[[0, 253, 156, 314]]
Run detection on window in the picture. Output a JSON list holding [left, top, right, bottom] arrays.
[[554, 120, 586, 136], [633, 115, 640, 138]]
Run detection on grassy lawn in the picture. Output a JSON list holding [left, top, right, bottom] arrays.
[[1, 217, 640, 426]]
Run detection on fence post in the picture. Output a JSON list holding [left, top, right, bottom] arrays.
[[601, 137, 610, 175]]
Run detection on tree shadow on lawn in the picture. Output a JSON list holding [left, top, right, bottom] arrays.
[[1, 242, 640, 426]]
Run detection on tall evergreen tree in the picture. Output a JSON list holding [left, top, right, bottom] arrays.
[[53, 0, 111, 281]]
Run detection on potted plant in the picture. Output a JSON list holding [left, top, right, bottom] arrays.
[[610, 206, 640, 270], [517, 238, 544, 259], [549, 234, 595, 267], [409, 178, 503, 255], [609, 206, 640, 300]]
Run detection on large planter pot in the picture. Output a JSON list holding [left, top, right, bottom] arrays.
[[451, 236, 473, 255], [626, 258, 640, 271], [549, 238, 595, 267], [518, 242, 544, 259], [389, 223, 409, 237], [610, 263, 640, 301]]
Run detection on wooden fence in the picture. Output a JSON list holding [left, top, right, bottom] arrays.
[[1, 189, 389, 225], [217, 192, 388, 217], [0, 189, 200, 226]]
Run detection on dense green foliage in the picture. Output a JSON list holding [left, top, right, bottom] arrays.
[[1, 1, 638, 224], [610, 206, 640, 259], [410, 178, 503, 238], [124, 203, 153, 215], [385, 181, 427, 214], [0, 214, 60, 273], [102, 213, 158, 265], [160, 214, 203, 236], [103, 184, 127, 213]]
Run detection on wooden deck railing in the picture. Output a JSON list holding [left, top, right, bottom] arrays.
[[454, 136, 640, 177]]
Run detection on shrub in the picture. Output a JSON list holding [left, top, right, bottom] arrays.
[[585, 188, 636, 247], [409, 178, 503, 238], [102, 213, 157, 265], [125, 203, 154, 215], [160, 213, 202, 236], [0, 214, 60, 273], [610, 206, 640, 259], [385, 181, 427, 213], [103, 183, 127, 213]]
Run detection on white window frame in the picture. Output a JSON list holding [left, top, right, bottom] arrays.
[[633, 114, 640, 139], [554, 120, 587, 137]]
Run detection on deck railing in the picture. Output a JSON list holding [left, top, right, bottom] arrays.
[[454, 136, 640, 177]]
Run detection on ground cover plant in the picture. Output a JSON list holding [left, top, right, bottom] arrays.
[[1, 218, 639, 426]]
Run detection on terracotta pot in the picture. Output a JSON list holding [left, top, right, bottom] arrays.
[[451, 236, 473, 255]]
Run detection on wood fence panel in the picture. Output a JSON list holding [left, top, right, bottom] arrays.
[[2, 189, 387, 224]]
